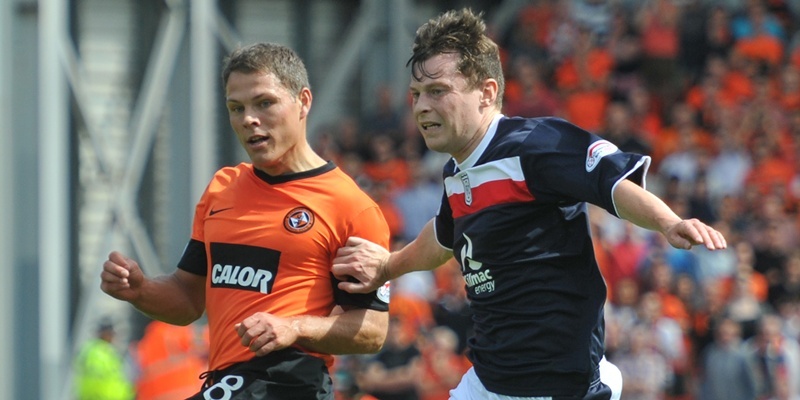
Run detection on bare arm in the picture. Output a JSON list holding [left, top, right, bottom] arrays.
[[236, 307, 389, 356], [332, 219, 453, 294], [613, 179, 727, 250], [100, 251, 206, 325]]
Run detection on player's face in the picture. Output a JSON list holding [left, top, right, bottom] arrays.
[[409, 53, 487, 162], [225, 71, 311, 175]]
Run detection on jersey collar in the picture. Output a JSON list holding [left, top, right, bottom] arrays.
[[456, 114, 504, 171], [253, 161, 336, 185]]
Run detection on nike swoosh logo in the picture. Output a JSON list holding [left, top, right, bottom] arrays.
[[209, 207, 233, 216]]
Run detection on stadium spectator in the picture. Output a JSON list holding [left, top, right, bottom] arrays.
[[416, 326, 471, 400], [363, 134, 411, 190], [430, 259, 473, 355], [743, 314, 800, 399], [357, 317, 422, 400], [613, 324, 672, 400], [554, 22, 613, 132], [393, 159, 444, 244], [635, 291, 690, 398], [132, 320, 208, 400], [503, 56, 560, 118], [636, 0, 683, 111], [598, 99, 652, 155], [769, 250, 800, 310], [697, 317, 758, 400], [73, 320, 134, 400]]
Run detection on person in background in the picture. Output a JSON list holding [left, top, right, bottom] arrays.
[[100, 42, 391, 399], [697, 317, 757, 400], [613, 324, 671, 400], [744, 313, 800, 400], [73, 320, 134, 400], [357, 317, 422, 400], [132, 320, 208, 400], [333, 8, 726, 400]]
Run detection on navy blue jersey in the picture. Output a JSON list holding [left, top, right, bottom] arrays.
[[434, 116, 650, 397]]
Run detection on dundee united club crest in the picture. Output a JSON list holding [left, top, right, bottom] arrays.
[[284, 207, 315, 233]]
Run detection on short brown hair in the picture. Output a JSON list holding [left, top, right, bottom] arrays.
[[221, 43, 310, 97], [407, 8, 505, 108]]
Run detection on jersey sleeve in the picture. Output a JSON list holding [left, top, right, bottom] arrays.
[[523, 118, 651, 217], [335, 205, 392, 311], [177, 178, 213, 275], [177, 239, 207, 276]]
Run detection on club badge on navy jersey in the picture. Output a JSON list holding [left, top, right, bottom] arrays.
[[460, 173, 473, 206], [284, 207, 314, 233], [377, 281, 391, 304], [586, 140, 619, 172]]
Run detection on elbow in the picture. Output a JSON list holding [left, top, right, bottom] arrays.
[[364, 328, 388, 354], [180, 305, 206, 325], [360, 312, 389, 354], [174, 312, 204, 326]]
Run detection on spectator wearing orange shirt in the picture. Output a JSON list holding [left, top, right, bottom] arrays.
[[723, 241, 770, 303], [744, 137, 795, 196], [554, 25, 613, 132], [505, 0, 555, 62], [685, 70, 738, 129], [636, 0, 682, 112], [627, 84, 661, 144], [133, 320, 208, 400], [644, 256, 692, 332], [363, 135, 411, 190], [731, 0, 786, 71], [777, 64, 800, 111], [652, 102, 715, 173], [503, 56, 560, 118], [416, 326, 471, 400]]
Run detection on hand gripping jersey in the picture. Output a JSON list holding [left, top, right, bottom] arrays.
[[435, 116, 650, 397], [178, 162, 390, 372]]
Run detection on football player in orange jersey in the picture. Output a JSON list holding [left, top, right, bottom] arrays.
[[101, 43, 391, 399]]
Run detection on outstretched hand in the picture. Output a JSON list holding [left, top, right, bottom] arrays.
[[332, 236, 390, 294], [663, 218, 727, 251]]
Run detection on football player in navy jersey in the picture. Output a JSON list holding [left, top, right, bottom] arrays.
[[333, 8, 727, 400]]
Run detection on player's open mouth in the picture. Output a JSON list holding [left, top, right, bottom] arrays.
[[247, 136, 269, 145], [420, 122, 440, 130]]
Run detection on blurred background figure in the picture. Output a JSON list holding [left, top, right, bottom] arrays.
[[743, 314, 800, 400], [416, 326, 471, 400], [131, 320, 208, 400], [697, 317, 757, 400], [613, 324, 671, 400], [73, 319, 134, 400], [356, 317, 422, 400]]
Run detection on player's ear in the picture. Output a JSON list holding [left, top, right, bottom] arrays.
[[299, 87, 312, 119], [479, 78, 499, 108]]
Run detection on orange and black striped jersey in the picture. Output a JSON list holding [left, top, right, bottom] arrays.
[[177, 162, 390, 371]]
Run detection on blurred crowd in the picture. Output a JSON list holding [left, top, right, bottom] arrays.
[[315, 1, 800, 399]]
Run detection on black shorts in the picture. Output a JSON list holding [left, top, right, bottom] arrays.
[[186, 347, 333, 400]]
